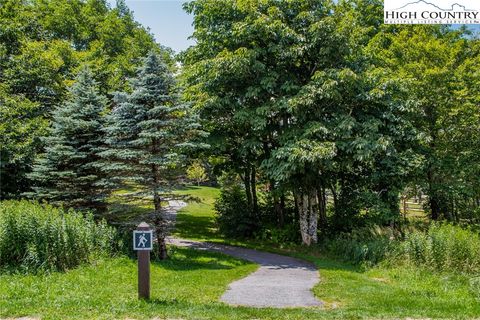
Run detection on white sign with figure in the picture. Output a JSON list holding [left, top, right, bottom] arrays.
[[133, 230, 153, 250]]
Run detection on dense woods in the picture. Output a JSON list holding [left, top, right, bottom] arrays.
[[0, 0, 166, 199], [182, 0, 480, 244]]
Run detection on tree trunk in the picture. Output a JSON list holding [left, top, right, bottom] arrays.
[[280, 195, 286, 226], [295, 189, 318, 246], [430, 196, 440, 220], [317, 186, 327, 228], [296, 192, 311, 246], [293, 191, 300, 224], [154, 215, 168, 260], [426, 153, 440, 220], [271, 182, 285, 227], [308, 189, 318, 244], [251, 165, 258, 216], [244, 166, 253, 210], [330, 183, 338, 215], [152, 164, 167, 260]]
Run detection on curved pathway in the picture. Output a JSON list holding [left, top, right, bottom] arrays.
[[165, 201, 323, 308]]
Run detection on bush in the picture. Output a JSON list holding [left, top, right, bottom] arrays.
[[0, 200, 119, 272], [255, 224, 300, 245], [398, 222, 480, 273], [322, 226, 397, 266], [214, 185, 258, 238]]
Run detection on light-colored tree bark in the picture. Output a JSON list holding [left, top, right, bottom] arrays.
[[295, 189, 319, 246]]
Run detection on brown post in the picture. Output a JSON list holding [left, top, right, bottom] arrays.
[[136, 222, 151, 300]]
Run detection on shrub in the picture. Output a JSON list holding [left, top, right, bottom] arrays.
[[0, 200, 119, 272], [322, 226, 397, 266], [255, 224, 300, 245], [398, 222, 480, 273], [214, 185, 258, 238]]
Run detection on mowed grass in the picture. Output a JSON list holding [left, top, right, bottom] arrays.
[[173, 185, 223, 241], [0, 248, 264, 319], [308, 255, 480, 319], [1, 185, 480, 319], [173, 186, 480, 319], [0, 249, 362, 319]]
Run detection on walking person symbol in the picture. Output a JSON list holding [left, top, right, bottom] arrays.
[[138, 233, 147, 248]]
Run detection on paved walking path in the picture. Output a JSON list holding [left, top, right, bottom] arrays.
[[165, 201, 323, 308]]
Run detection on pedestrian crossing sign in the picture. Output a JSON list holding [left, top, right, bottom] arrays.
[[133, 230, 153, 250]]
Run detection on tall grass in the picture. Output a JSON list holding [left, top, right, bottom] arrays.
[[399, 222, 480, 273], [0, 200, 118, 272], [323, 223, 480, 274], [322, 226, 397, 266]]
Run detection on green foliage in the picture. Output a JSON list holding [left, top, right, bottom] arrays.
[[469, 276, 480, 300], [254, 224, 300, 245], [186, 161, 208, 186], [101, 51, 207, 258], [182, 0, 424, 243], [0, 85, 48, 199], [101, 51, 206, 200], [398, 223, 480, 273], [0, 0, 161, 199], [215, 185, 258, 238], [321, 226, 396, 266], [323, 223, 480, 275], [369, 26, 480, 220], [0, 200, 118, 272], [27, 68, 108, 211]]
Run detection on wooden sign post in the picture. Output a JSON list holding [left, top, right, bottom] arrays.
[[133, 222, 153, 300]]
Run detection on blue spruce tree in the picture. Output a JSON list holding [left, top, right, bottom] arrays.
[[102, 51, 207, 259], [28, 68, 108, 211]]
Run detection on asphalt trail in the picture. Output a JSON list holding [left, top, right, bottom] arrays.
[[166, 201, 322, 308]]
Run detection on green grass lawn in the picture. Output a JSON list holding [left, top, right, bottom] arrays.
[[1, 185, 480, 319], [0, 247, 362, 319], [173, 185, 223, 241], [171, 186, 480, 319], [306, 255, 480, 319]]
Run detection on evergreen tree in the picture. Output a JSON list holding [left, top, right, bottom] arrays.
[[0, 0, 159, 199], [102, 52, 207, 259], [28, 68, 108, 211]]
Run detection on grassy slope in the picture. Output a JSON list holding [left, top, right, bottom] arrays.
[[173, 186, 223, 241]]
